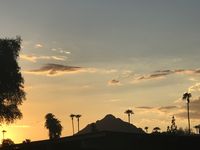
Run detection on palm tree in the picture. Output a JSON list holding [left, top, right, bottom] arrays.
[[2, 130, 6, 140], [75, 114, 81, 132], [70, 114, 75, 135], [124, 109, 134, 124], [182, 92, 192, 134], [144, 126, 148, 133], [45, 113, 63, 139], [194, 124, 200, 134]]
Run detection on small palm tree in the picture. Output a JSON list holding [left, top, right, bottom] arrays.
[[144, 126, 148, 133], [45, 113, 63, 139], [124, 109, 134, 124], [182, 92, 192, 134], [2, 130, 7, 140], [194, 124, 200, 134], [153, 127, 161, 133], [70, 114, 75, 135], [75, 114, 81, 132]]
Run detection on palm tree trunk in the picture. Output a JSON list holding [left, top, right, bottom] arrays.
[[187, 102, 191, 134], [72, 118, 74, 135], [128, 114, 130, 124], [2, 132, 4, 140], [77, 118, 80, 132]]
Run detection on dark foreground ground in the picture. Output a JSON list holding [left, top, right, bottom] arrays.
[[1, 131, 200, 150]]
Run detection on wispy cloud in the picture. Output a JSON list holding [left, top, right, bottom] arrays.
[[177, 111, 200, 120], [136, 72, 170, 81], [8, 125, 31, 128], [136, 105, 177, 111], [20, 54, 66, 62], [24, 63, 118, 76], [188, 77, 198, 82], [107, 99, 121, 102], [24, 63, 99, 76], [110, 68, 200, 84], [188, 83, 200, 92], [51, 48, 71, 54], [135, 69, 197, 82], [35, 43, 43, 48], [158, 106, 178, 111], [136, 106, 154, 109], [136, 105, 178, 116], [108, 79, 120, 86], [176, 97, 200, 119]]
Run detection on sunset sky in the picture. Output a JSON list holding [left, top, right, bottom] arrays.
[[1, 0, 200, 143]]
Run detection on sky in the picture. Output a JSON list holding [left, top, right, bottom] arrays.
[[0, 0, 200, 143]]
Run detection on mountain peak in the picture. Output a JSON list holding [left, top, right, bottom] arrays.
[[103, 114, 116, 120], [77, 114, 145, 135]]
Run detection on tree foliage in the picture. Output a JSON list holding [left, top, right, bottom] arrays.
[[0, 37, 25, 123], [22, 139, 31, 144], [1, 138, 15, 149], [45, 113, 63, 139], [182, 92, 191, 103]]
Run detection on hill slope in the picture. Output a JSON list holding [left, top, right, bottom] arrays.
[[77, 114, 145, 134]]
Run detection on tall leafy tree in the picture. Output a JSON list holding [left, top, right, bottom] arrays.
[[182, 92, 192, 134], [45, 113, 63, 139], [0, 37, 25, 123]]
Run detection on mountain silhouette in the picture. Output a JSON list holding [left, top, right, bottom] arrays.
[[77, 114, 145, 135]]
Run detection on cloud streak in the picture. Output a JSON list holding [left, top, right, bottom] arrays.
[[136, 106, 154, 109], [25, 63, 85, 76], [135, 105, 174, 116], [158, 106, 178, 111], [136, 105, 177, 111], [188, 83, 200, 92], [20, 54, 66, 62], [24, 63, 119, 76], [176, 97, 200, 119], [108, 79, 120, 86], [51, 48, 71, 55], [11, 125, 31, 128], [136, 97, 200, 120], [110, 68, 200, 85], [35, 43, 43, 48], [135, 69, 200, 82]]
